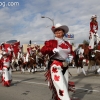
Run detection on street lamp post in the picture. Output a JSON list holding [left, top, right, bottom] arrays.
[[41, 16, 54, 26]]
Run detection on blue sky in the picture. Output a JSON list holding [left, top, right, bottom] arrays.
[[0, 0, 100, 46]]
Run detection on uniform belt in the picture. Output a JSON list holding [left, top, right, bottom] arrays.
[[50, 59, 68, 68], [50, 52, 65, 61]]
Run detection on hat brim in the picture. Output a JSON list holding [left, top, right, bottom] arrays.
[[52, 25, 69, 34]]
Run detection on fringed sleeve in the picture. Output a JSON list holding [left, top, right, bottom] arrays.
[[41, 40, 57, 56]]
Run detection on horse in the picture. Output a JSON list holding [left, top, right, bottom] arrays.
[[11, 57, 19, 71], [74, 45, 87, 76], [27, 52, 37, 73], [19, 53, 28, 73], [81, 43, 100, 74], [92, 42, 100, 74], [36, 52, 49, 71], [18, 57, 24, 71]]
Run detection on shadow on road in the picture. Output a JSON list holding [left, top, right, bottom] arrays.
[[11, 77, 35, 86], [71, 84, 93, 100]]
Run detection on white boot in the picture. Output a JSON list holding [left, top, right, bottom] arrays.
[[35, 68, 37, 72], [21, 68, 25, 73], [82, 68, 86, 76], [72, 64, 75, 68], [31, 69, 34, 73], [28, 68, 31, 72]]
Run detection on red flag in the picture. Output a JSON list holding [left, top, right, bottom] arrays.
[[4, 43, 11, 52]]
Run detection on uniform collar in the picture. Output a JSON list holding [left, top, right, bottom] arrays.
[[55, 37, 63, 41]]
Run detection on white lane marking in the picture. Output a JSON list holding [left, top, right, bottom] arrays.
[[13, 80, 100, 93], [13, 80, 48, 86], [75, 87, 100, 92]]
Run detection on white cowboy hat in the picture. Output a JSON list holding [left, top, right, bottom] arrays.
[[51, 23, 69, 34], [91, 15, 97, 19]]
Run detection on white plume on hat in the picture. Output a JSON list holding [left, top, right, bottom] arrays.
[[51, 23, 69, 34]]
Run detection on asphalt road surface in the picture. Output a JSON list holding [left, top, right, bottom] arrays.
[[0, 67, 100, 100]]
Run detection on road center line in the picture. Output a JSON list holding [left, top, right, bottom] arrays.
[[13, 80, 100, 93], [13, 79, 48, 86], [75, 87, 100, 92]]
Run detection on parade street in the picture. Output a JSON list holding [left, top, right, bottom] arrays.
[[0, 67, 100, 100]]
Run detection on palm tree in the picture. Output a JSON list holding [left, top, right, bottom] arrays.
[[71, 42, 74, 46]]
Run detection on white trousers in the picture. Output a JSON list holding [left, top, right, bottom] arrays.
[[2, 67, 12, 82], [89, 33, 99, 49], [50, 64, 70, 100]]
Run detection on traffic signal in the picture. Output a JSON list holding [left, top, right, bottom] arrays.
[[29, 40, 31, 44]]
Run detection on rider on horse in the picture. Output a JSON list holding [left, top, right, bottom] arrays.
[[27, 44, 34, 56], [89, 15, 99, 50], [75, 45, 87, 76]]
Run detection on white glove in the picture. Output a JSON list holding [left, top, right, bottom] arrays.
[[7, 47, 11, 51], [53, 48, 59, 53], [95, 30, 97, 33], [95, 33, 99, 37]]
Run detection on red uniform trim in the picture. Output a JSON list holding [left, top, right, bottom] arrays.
[[51, 60, 63, 67], [90, 21, 98, 33]]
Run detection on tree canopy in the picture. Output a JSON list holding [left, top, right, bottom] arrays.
[[83, 40, 89, 46]]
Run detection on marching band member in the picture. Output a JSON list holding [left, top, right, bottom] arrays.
[[41, 23, 76, 100], [1, 51, 12, 87], [89, 15, 99, 49]]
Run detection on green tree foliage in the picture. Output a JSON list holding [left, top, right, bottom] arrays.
[[83, 40, 89, 46], [71, 42, 74, 46]]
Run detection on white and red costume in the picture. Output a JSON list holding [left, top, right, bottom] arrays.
[[1, 54, 12, 87], [27, 46, 34, 55], [76, 47, 87, 76], [0, 59, 3, 77], [13, 41, 20, 58], [0, 43, 14, 87], [41, 37, 75, 100], [26, 45, 34, 62], [89, 15, 99, 49]]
